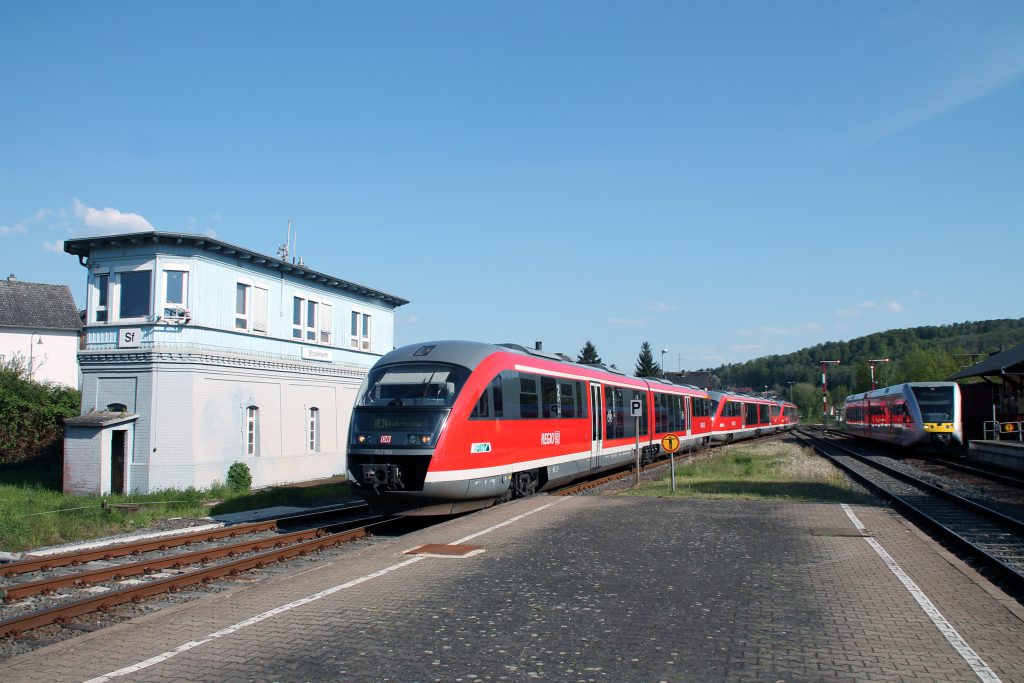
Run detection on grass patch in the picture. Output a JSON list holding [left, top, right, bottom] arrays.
[[623, 441, 877, 504], [208, 480, 352, 515], [0, 462, 354, 553]]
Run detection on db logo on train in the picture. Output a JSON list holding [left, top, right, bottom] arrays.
[[660, 433, 681, 453]]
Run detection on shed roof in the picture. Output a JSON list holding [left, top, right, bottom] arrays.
[[0, 278, 83, 331], [948, 342, 1024, 380], [65, 411, 139, 428], [63, 231, 409, 308]]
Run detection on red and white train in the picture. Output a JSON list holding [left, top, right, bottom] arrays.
[[347, 340, 798, 515]]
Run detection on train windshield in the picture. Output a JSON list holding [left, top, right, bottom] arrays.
[[911, 385, 955, 422], [356, 363, 471, 408]]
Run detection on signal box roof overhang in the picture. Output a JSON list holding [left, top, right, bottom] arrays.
[[948, 342, 1024, 381], [63, 231, 409, 308]]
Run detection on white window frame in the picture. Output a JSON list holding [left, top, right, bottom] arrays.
[[91, 267, 111, 324], [293, 292, 333, 345], [245, 405, 260, 456], [161, 263, 190, 319], [235, 281, 251, 331], [113, 264, 154, 323], [320, 303, 332, 344], [307, 406, 320, 452], [350, 309, 372, 351]]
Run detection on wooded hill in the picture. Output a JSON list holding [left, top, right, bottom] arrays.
[[702, 318, 1024, 420]]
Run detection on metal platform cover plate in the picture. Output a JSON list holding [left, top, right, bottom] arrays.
[[405, 544, 484, 557]]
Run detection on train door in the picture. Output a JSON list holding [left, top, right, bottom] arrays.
[[590, 383, 602, 469]]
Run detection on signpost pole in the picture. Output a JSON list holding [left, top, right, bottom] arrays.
[[670, 450, 676, 492], [634, 417, 641, 487]]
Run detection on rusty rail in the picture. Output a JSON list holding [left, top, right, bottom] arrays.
[[0, 527, 367, 638], [1, 526, 331, 601], [1, 520, 281, 578]]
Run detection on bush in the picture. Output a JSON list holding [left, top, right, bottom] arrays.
[[226, 461, 252, 492], [0, 354, 81, 464]]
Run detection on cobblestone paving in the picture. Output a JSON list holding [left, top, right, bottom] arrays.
[[2, 496, 1024, 682]]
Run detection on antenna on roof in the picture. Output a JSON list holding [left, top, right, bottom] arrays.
[[277, 220, 291, 261], [292, 229, 298, 265]]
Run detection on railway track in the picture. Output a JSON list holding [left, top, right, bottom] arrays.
[[795, 429, 1024, 591], [0, 506, 383, 639]]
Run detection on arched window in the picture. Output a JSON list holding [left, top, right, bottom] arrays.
[[245, 405, 260, 456], [106, 402, 128, 413], [308, 407, 320, 452]]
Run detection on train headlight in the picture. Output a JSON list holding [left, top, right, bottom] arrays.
[[357, 435, 367, 444], [407, 434, 432, 445]]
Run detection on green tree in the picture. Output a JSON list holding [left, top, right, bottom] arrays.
[[0, 353, 81, 464], [634, 341, 662, 377], [577, 341, 603, 365]]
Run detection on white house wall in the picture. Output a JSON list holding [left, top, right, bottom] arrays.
[[0, 328, 80, 387]]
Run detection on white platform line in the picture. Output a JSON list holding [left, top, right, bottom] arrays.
[[841, 504, 1001, 683], [83, 498, 565, 683]]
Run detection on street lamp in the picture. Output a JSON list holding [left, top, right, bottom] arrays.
[[763, 385, 768, 397], [661, 348, 668, 376], [868, 358, 892, 391], [28, 333, 44, 377], [818, 360, 841, 432], [786, 380, 796, 402]]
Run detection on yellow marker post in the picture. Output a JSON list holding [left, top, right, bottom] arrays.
[[661, 433, 681, 492]]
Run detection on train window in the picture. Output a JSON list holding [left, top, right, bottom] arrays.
[[519, 374, 540, 419], [692, 398, 711, 418], [654, 393, 685, 433], [558, 380, 584, 419], [541, 376, 559, 418], [771, 405, 781, 417], [471, 389, 490, 418], [758, 404, 769, 423], [492, 375, 504, 418], [471, 373, 508, 420], [744, 403, 758, 425], [605, 386, 624, 439], [357, 363, 470, 408]]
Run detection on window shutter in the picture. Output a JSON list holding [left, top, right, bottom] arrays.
[[253, 287, 269, 334]]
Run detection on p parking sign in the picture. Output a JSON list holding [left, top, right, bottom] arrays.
[[630, 399, 643, 417]]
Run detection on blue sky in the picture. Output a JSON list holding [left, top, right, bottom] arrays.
[[2, 2, 1022, 372]]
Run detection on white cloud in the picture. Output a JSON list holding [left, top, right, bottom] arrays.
[[42, 240, 64, 252], [871, 36, 1024, 145], [836, 300, 904, 316], [73, 199, 154, 233], [642, 301, 679, 313], [607, 317, 647, 326], [740, 322, 824, 336], [731, 344, 763, 352], [0, 223, 27, 236]]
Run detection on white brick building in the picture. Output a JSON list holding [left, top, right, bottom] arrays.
[[62, 232, 408, 495]]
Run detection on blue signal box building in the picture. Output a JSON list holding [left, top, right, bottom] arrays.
[[62, 232, 408, 495]]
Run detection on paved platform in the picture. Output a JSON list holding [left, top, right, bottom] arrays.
[[3, 495, 1024, 682]]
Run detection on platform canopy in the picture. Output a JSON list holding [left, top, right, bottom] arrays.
[[948, 342, 1024, 381]]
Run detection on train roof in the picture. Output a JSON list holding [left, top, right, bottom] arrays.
[[844, 381, 959, 402], [372, 340, 709, 394]]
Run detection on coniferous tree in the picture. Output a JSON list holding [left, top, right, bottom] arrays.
[[634, 341, 662, 377], [577, 341, 603, 365]]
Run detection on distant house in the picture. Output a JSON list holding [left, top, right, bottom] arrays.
[[0, 275, 82, 387], [61, 232, 408, 495]]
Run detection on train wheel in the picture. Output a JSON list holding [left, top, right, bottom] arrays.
[[512, 470, 539, 498]]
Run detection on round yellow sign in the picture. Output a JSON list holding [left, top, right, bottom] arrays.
[[661, 433, 680, 453]]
